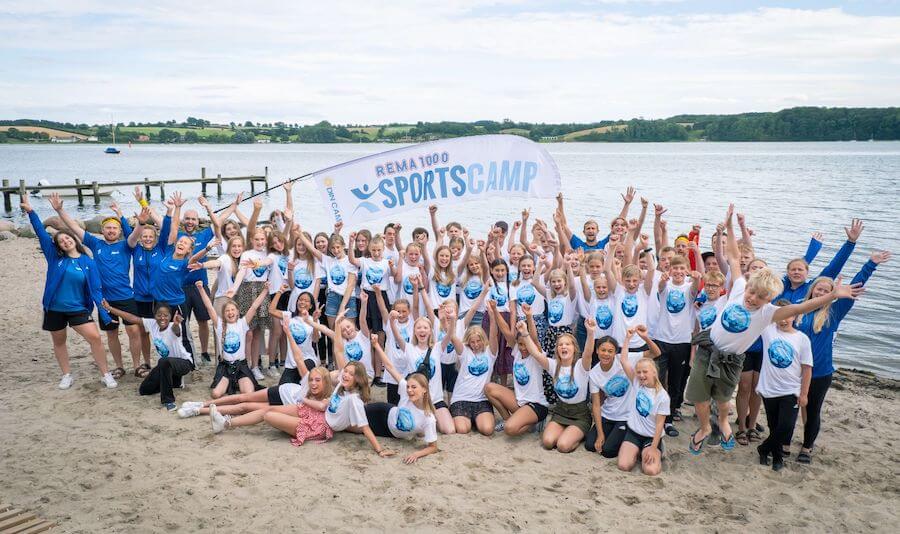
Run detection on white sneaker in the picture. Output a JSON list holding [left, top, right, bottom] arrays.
[[251, 367, 265, 381], [178, 402, 203, 418], [100, 372, 118, 389], [58, 373, 74, 390], [494, 419, 505, 433], [267, 365, 280, 378], [209, 404, 228, 434]]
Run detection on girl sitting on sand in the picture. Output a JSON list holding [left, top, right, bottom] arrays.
[[225, 227, 273, 381], [197, 280, 267, 397], [366, 338, 439, 464], [268, 286, 319, 385], [447, 302, 499, 435]]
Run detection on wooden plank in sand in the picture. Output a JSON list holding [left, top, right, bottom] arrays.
[[0, 504, 55, 533]]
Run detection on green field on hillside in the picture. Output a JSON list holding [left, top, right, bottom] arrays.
[[118, 126, 234, 137]]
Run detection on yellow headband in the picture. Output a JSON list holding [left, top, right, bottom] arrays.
[[101, 217, 122, 228], [675, 235, 690, 244]]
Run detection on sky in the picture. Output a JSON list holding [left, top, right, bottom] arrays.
[[1, 0, 899, 125]]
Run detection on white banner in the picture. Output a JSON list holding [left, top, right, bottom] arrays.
[[313, 134, 561, 226]]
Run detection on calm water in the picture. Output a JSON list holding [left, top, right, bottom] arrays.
[[2, 142, 898, 377]]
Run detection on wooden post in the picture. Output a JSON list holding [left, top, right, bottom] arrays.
[[160, 182, 166, 200], [144, 177, 151, 200], [18, 180, 26, 206], [76, 179, 84, 206], [264, 166, 269, 190], [250, 179, 255, 194], [216, 174, 222, 197], [201, 167, 207, 196], [2, 179, 10, 212], [92, 181, 100, 205]]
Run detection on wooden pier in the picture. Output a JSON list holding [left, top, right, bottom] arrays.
[[1, 167, 269, 211]]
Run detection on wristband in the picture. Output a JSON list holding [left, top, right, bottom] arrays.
[[139, 198, 149, 208], [643, 247, 653, 254]]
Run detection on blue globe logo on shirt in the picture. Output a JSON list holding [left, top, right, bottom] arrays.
[[396, 407, 415, 432], [621, 294, 638, 318], [555, 375, 579, 399], [548, 299, 564, 324], [153, 338, 170, 358], [346, 341, 363, 362], [436, 282, 453, 298], [328, 392, 341, 414], [463, 279, 483, 300], [490, 285, 508, 307], [289, 322, 308, 345], [767, 339, 795, 369], [699, 306, 717, 329], [294, 269, 313, 289], [329, 265, 346, 285], [223, 330, 241, 354], [604, 375, 630, 398], [666, 289, 686, 313], [365, 266, 384, 285], [468, 353, 490, 376], [517, 284, 536, 305], [252, 264, 268, 278], [513, 361, 530, 385], [277, 256, 288, 275], [403, 276, 414, 295], [636, 389, 653, 417], [414, 355, 436, 379], [721, 304, 751, 333], [595, 305, 613, 329]]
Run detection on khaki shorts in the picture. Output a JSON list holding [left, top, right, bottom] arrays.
[[685, 344, 745, 403]]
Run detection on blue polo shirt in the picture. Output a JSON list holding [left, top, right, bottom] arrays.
[[153, 245, 190, 306], [570, 233, 609, 252], [82, 231, 135, 301], [179, 226, 214, 286]]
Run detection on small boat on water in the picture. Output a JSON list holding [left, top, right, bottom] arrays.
[[105, 147, 120, 154]]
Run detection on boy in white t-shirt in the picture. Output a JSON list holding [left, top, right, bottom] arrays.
[[685, 204, 861, 455], [755, 300, 813, 471]]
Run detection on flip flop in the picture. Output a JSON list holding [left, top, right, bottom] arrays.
[[134, 363, 151, 378], [111, 367, 126, 379], [735, 430, 749, 446], [688, 430, 706, 455], [720, 433, 736, 451]]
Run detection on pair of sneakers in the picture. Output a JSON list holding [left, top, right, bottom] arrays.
[[59, 372, 118, 390], [251, 367, 266, 381]]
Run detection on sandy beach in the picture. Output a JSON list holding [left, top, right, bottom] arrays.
[[1, 236, 898, 534]]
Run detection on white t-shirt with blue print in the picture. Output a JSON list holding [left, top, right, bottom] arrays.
[[324, 390, 368, 432], [710, 276, 777, 354], [283, 316, 315, 369], [626, 379, 670, 438], [344, 331, 373, 378], [388, 379, 438, 443], [615, 286, 652, 349], [383, 318, 411, 386], [584, 294, 622, 344], [546, 295, 576, 328], [654, 280, 695, 344], [240, 249, 270, 283], [323, 255, 357, 296], [360, 257, 391, 292], [458, 276, 486, 315], [588, 353, 642, 422], [757, 325, 813, 398], [216, 318, 250, 363], [696, 294, 727, 332], [450, 348, 497, 403], [435, 321, 466, 365], [141, 318, 191, 362], [428, 268, 458, 308], [511, 347, 548, 407], [546, 358, 589, 404], [512, 279, 545, 317], [405, 344, 443, 405]]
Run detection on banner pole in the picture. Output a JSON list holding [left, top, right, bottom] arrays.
[[212, 171, 315, 214]]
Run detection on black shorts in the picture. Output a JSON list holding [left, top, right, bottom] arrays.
[[628, 343, 650, 353], [100, 298, 139, 330], [364, 289, 388, 334], [742, 350, 763, 373], [275, 292, 290, 312], [521, 401, 549, 422], [449, 400, 493, 422], [267, 386, 284, 406], [386, 383, 400, 405], [623, 427, 663, 452], [135, 300, 155, 319], [434, 400, 448, 411], [182, 283, 211, 322], [441, 362, 459, 393], [43, 309, 92, 332]]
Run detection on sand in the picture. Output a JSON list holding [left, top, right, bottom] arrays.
[[1, 237, 898, 533]]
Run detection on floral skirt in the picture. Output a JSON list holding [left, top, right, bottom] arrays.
[[291, 403, 333, 446], [235, 281, 270, 330]]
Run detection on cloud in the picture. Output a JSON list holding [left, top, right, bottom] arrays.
[[0, 2, 898, 123]]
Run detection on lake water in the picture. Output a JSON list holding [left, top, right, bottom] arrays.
[[2, 142, 898, 377]]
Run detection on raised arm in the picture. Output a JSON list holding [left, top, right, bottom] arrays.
[[22, 194, 58, 261], [652, 203, 667, 251], [295, 224, 323, 261], [358, 291, 371, 337], [189, 237, 220, 266], [245, 197, 262, 241], [723, 205, 741, 291], [168, 192, 185, 246], [196, 280, 218, 324], [773, 276, 864, 323], [102, 299, 142, 325], [282, 319, 310, 380], [582, 318, 596, 371], [617, 186, 635, 221], [47, 193, 86, 241], [819, 219, 863, 279], [514, 320, 550, 370], [269, 284, 290, 320], [736, 212, 753, 250], [388, 310, 407, 352], [635, 324, 661, 358], [371, 336, 403, 383], [429, 205, 444, 246], [127, 207, 152, 248]]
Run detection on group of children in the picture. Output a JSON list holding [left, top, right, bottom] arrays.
[[24, 183, 889, 475]]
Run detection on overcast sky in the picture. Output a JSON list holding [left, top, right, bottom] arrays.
[[1, 1, 898, 125]]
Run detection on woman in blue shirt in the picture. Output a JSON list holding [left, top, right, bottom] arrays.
[[151, 193, 196, 357], [22, 193, 117, 391]]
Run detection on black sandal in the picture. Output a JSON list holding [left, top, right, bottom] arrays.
[[111, 367, 126, 379], [797, 451, 812, 464], [134, 364, 151, 378]]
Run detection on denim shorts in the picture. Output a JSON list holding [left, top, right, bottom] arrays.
[[325, 291, 358, 318]]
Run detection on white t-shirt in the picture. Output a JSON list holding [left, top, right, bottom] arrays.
[[547, 358, 589, 404], [588, 354, 642, 422], [757, 325, 813, 398], [626, 379, 670, 438], [488, 282, 511, 313], [616, 286, 651, 349], [268, 253, 289, 294], [696, 295, 726, 332], [646, 271, 663, 339], [710, 276, 778, 354], [388, 378, 438, 443], [655, 280, 695, 344], [287, 259, 317, 312], [325, 390, 368, 431], [360, 257, 391, 292], [511, 279, 545, 317], [586, 294, 622, 343], [429, 269, 457, 308], [383, 319, 411, 386], [213, 256, 239, 298], [141, 318, 191, 362], [399, 261, 427, 312], [315, 257, 327, 285], [405, 344, 443, 405], [283, 316, 315, 369], [546, 295, 576, 327], [458, 276, 486, 315], [511, 347, 548, 407], [217, 318, 250, 363], [278, 374, 309, 405], [450, 348, 497, 403], [383, 246, 401, 299], [323, 255, 357, 296], [344, 331, 373, 378], [435, 321, 467, 365], [240, 249, 271, 283]]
